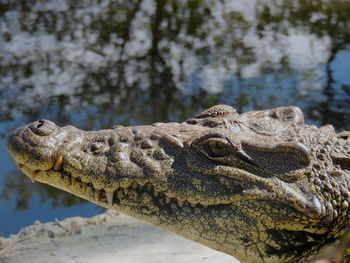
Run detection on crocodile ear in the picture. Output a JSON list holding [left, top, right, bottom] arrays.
[[331, 131, 350, 171], [241, 141, 312, 182]]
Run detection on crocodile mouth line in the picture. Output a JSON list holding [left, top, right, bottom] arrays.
[[15, 156, 213, 211]]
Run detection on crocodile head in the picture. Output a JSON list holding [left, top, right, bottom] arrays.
[[7, 105, 350, 263]]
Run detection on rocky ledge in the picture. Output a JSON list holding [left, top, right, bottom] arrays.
[[0, 211, 237, 263]]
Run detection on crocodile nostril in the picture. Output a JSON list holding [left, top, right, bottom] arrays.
[[30, 119, 58, 136], [36, 120, 45, 129]]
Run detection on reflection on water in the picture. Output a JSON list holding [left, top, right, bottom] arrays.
[[0, 0, 349, 236]]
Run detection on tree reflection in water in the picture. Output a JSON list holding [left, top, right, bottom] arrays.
[[0, 0, 349, 234]]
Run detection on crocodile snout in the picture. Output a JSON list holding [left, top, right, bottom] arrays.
[[7, 119, 59, 155], [6, 120, 62, 180]]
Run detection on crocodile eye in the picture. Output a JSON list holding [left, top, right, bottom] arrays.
[[207, 139, 230, 157], [198, 138, 231, 158], [192, 135, 233, 160]]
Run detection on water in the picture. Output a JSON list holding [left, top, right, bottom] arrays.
[[0, 0, 349, 236]]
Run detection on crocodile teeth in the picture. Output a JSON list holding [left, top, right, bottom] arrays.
[[177, 200, 184, 207], [82, 182, 88, 192], [29, 170, 39, 183], [165, 197, 171, 204], [94, 190, 101, 202], [71, 177, 76, 185], [106, 191, 114, 205], [190, 203, 197, 208], [53, 155, 63, 171], [17, 163, 24, 169]]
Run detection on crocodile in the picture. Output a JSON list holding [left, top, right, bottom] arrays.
[[6, 105, 350, 263]]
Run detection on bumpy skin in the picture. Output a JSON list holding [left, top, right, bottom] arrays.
[[6, 105, 350, 263]]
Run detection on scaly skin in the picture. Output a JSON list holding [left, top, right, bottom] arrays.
[[6, 105, 350, 263]]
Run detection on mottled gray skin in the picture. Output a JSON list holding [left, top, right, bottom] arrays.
[[6, 105, 350, 263]]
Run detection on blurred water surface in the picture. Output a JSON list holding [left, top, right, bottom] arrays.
[[0, 0, 349, 236]]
